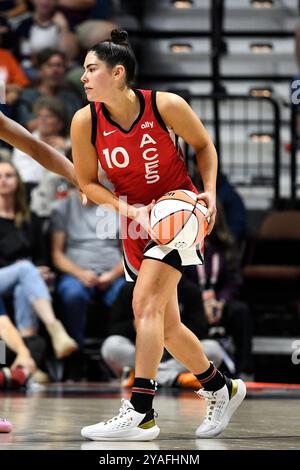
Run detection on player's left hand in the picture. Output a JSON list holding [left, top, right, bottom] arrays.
[[132, 200, 157, 240], [196, 191, 216, 235], [78, 191, 89, 206]]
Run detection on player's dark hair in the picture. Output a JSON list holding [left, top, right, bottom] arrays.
[[89, 29, 136, 86]]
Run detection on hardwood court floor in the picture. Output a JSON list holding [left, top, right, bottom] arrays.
[[0, 385, 299, 450]]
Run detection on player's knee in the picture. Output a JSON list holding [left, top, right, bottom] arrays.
[[132, 294, 164, 321]]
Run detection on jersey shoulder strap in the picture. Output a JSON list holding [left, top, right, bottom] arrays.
[[90, 102, 98, 146], [150, 90, 168, 133]]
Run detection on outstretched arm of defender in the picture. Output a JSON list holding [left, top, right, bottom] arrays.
[[0, 112, 77, 186]]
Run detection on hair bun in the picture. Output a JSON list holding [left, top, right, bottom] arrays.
[[111, 29, 129, 46]]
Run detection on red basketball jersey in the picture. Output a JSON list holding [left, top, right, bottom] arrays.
[[91, 88, 197, 206], [90, 89, 198, 275]]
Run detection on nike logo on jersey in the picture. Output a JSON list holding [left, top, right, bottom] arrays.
[[103, 130, 117, 136], [141, 121, 154, 129]]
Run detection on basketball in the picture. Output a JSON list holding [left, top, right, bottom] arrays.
[[150, 189, 208, 249]]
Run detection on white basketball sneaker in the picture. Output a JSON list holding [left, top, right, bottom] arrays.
[[81, 399, 160, 441], [195, 379, 246, 438]]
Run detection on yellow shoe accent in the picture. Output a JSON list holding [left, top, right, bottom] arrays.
[[139, 419, 156, 430], [230, 379, 238, 399]]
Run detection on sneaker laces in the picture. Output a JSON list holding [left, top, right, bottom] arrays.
[[104, 399, 134, 425], [195, 389, 223, 424]]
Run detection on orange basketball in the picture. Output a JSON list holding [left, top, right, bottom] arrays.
[[150, 189, 208, 249]]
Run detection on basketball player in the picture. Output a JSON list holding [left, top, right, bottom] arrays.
[[72, 29, 246, 441]]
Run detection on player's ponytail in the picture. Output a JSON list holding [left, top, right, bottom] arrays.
[[89, 29, 136, 86]]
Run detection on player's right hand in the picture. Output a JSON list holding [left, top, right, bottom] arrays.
[[78, 191, 88, 206], [133, 200, 157, 240]]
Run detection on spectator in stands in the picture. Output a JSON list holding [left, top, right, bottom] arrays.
[[101, 277, 225, 388], [0, 310, 35, 389], [62, 0, 117, 99], [16, 48, 83, 131], [0, 16, 29, 117], [12, 95, 69, 202], [187, 202, 253, 377], [0, 16, 29, 87], [0, 297, 48, 387], [56, 0, 116, 45], [194, 169, 246, 245], [0, 296, 36, 372], [217, 172, 247, 245], [51, 189, 125, 351], [75, 10, 117, 52], [0, 13, 16, 52], [57, 0, 108, 28], [30, 167, 70, 219], [0, 110, 78, 190], [0, 159, 78, 359], [15, 0, 78, 77]]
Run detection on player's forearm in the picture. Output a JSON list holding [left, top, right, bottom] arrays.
[[31, 140, 77, 185], [0, 113, 77, 185], [196, 141, 218, 195]]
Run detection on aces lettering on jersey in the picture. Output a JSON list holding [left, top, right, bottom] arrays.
[[140, 133, 159, 184], [102, 132, 160, 185]]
